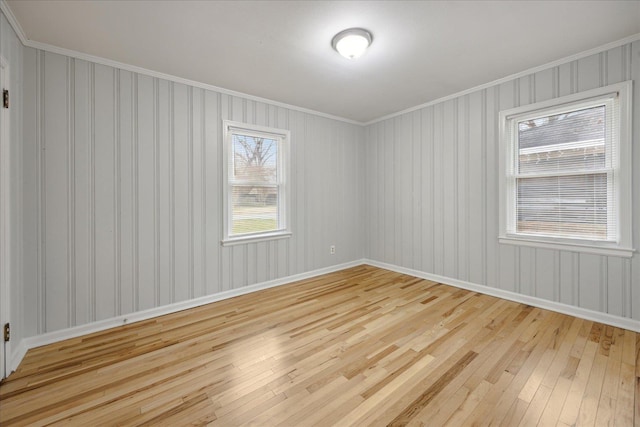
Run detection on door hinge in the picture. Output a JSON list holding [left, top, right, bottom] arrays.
[[3, 323, 9, 342], [2, 89, 8, 109]]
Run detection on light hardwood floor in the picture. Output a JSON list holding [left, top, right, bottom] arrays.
[[0, 265, 638, 426]]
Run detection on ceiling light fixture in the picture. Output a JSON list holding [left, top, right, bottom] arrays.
[[331, 28, 373, 60]]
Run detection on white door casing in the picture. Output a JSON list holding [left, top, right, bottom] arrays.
[[0, 56, 11, 379]]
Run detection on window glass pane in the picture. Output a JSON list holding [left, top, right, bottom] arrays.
[[231, 185, 279, 235], [516, 173, 608, 239], [518, 106, 606, 174], [232, 134, 278, 183]]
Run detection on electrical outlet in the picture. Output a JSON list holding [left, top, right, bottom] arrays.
[[330, 245, 336, 255]]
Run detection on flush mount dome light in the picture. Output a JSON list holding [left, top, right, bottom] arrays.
[[331, 28, 373, 59]]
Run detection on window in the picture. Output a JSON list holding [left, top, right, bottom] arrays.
[[498, 81, 633, 257], [222, 120, 291, 245]]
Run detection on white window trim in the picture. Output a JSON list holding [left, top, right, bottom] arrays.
[[221, 120, 291, 246], [498, 81, 634, 258]]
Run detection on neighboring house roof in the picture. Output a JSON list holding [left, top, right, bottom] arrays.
[[518, 106, 605, 149]]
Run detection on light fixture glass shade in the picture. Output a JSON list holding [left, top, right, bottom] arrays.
[[332, 28, 372, 59]]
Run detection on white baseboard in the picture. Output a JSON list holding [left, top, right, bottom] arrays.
[[9, 259, 365, 373], [364, 259, 640, 333], [8, 340, 27, 375], [9, 257, 639, 375]]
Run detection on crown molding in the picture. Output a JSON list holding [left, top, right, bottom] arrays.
[[25, 38, 365, 126], [1, 0, 639, 127], [0, 0, 363, 126], [0, 0, 26, 45], [365, 32, 640, 125]]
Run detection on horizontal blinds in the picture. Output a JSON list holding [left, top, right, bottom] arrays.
[[511, 99, 618, 241], [516, 174, 609, 239]]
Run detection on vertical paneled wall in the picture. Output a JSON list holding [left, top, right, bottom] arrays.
[[21, 48, 365, 336], [365, 41, 640, 321], [15, 28, 640, 340]]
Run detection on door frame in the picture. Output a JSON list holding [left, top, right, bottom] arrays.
[[0, 56, 11, 379]]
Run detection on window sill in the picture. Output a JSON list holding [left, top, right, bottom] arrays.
[[499, 236, 635, 258], [221, 231, 292, 246]]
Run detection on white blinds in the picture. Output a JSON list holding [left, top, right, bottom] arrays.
[[510, 97, 618, 241]]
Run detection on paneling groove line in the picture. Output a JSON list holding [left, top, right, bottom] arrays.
[[200, 88, 206, 298], [154, 77, 161, 308], [169, 80, 175, 305], [89, 61, 96, 324], [0, 266, 637, 426], [132, 73, 139, 312], [66, 57, 75, 328], [114, 68, 121, 317], [36, 49, 45, 334], [188, 86, 194, 300]]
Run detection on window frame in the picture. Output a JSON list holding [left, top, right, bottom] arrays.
[[498, 81, 634, 258], [222, 120, 291, 246]]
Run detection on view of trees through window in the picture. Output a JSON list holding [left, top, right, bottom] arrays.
[[231, 134, 279, 235]]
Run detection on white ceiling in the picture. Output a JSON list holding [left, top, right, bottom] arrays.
[[6, 0, 640, 123]]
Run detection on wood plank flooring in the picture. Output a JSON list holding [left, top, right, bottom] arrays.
[[0, 265, 638, 426]]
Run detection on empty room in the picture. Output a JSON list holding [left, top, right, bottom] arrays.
[[0, 0, 639, 425]]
